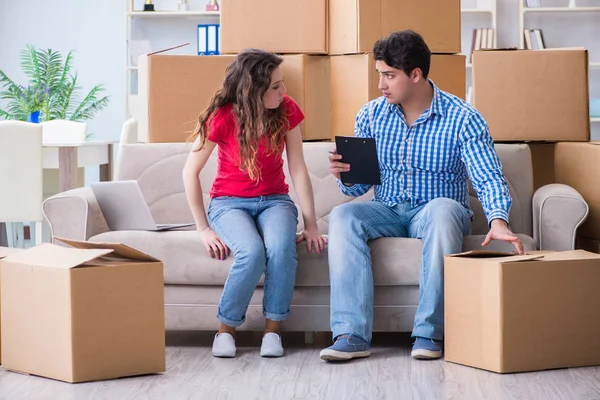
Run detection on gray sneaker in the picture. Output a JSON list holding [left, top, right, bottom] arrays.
[[212, 332, 236, 358], [260, 332, 284, 357]]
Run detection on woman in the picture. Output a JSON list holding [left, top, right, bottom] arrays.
[[183, 49, 326, 358]]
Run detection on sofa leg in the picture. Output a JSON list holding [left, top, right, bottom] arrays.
[[304, 331, 314, 345]]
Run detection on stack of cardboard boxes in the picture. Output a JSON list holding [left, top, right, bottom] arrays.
[[138, 0, 464, 143], [443, 48, 600, 374], [470, 48, 600, 252]]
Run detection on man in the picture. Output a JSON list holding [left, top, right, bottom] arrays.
[[320, 30, 523, 362]]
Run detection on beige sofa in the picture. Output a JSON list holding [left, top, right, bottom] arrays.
[[43, 142, 588, 333]]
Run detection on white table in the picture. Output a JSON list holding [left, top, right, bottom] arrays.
[[0, 140, 116, 247], [43, 140, 116, 192]]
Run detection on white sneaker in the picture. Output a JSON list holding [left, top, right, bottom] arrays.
[[212, 332, 236, 358], [260, 332, 284, 357]]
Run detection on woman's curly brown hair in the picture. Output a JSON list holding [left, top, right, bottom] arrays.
[[188, 49, 288, 182]]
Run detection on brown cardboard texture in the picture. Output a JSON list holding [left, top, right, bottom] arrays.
[[528, 143, 555, 190], [138, 48, 236, 143], [555, 142, 600, 238], [445, 250, 600, 373], [472, 49, 589, 142], [329, 0, 460, 55], [221, 0, 327, 54], [0, 247, 24, 365], [331, 54, 465, 138], [0, 240, 165, 383], [281, 55, 332, 141]]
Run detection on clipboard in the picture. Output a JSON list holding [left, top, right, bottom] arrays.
[[334, 136, 381, 185]]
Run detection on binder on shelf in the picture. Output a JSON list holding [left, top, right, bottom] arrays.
[[198, 24, 220, 55]]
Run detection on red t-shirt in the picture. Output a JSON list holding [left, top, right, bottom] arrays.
[[207, 95, 304, 198]]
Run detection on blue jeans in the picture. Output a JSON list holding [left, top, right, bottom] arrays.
[[207, 194, 299, 327], [327, 197, 471, 342]]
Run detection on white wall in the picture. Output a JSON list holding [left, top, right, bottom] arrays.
[[0, 0, 598, 172]]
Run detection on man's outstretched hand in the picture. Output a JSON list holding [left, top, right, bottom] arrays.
[[482, 219, 524, 255]]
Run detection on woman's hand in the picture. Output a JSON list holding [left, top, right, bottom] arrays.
[[199, 227, 230, 260], [296, 226, 327, 254]]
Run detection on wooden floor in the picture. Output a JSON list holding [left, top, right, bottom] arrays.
[[1, 332, 599, 400]]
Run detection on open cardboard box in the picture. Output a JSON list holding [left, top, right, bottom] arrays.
[[0, 238, 165, 383], [445, 249, 600, 373]]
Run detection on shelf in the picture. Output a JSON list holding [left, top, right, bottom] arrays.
[[466, 63, 472, 68], [592, 118, 600, 123], [590, 62, 600, 68], [523, 6, 600, 12], [127, 11, 220, 17], [127, 66, 138, 71], [461, 8, 493, 13]]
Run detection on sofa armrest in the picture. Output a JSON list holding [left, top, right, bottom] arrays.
[[42, 187, 109, 242], [532, 184, 588, 251]]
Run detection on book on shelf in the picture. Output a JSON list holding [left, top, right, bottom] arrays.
[[523, 29, 545, 49], [470, 28, 495, 62]]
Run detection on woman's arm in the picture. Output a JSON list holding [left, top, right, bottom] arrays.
[[182, 139, 229, 259], [285, 126, 327, 253]]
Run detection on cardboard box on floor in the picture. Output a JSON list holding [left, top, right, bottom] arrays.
[[555, 142, 600, 239], [0, 247, 24, 365], [221, 0, 327, 54], [445, 250, 600, 374], [139, 50, 332, 142], [329, 0, 460, 54], [0, 239, 165, 383], [330, 54, 465, 138], [472, 48, 589, 142]]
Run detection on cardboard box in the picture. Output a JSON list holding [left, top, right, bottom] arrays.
[[221, 0, 327, 54], [528, 143, 555, 191], [281, 55, 332, 141], [555, 142, 600, 239], [445, 250, 600, 373], [329, 0, 460, 55], [331, 54, 465, 137], [139, 52, 331, 142], [138, 50, 236, 143], [0, 239, 165, 383], [472, 49, 589, 142], [0, 247, 23, 365], [577, 236, 600, 253]]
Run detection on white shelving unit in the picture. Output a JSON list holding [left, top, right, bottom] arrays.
[[518, 1, 600, 127], [125, 0, 220, 118], [461, 0, 498, 104]]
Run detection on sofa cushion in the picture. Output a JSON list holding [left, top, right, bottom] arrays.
[[90, 231, 535, 287]]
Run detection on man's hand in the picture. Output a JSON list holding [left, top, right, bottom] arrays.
[[198, 227, 230, 260], [482, 219, 524, 255], [328, 148, 350, 180]]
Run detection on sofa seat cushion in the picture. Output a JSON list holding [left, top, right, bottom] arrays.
[[89, 231, 535, 286]]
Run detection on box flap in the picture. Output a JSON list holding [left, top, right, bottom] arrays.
[[536, 249, 600, 261], [0, 246, 24, 259], [1, 243, 113, 269], [55, 237, 160, 262], [147, 43, 189, 57], [447, 250, 544, 262]]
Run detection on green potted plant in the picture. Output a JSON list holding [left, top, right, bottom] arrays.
[[0, 45, 109, 124]]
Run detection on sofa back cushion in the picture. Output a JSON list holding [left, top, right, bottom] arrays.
[[116, 142, 533, 236]]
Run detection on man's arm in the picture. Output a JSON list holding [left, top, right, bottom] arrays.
[[460, 111, 523, 254], [460, 112, 511, 225], [333, 104, 373, 197]]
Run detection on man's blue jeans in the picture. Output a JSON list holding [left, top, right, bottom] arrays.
[[207, 194, 299, 327], [327, 197, 471, 342]]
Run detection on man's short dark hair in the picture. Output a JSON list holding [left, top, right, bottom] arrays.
[[373, 30, 431, 78]]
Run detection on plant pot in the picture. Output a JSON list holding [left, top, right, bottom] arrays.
[[27, 111, 41, 123]]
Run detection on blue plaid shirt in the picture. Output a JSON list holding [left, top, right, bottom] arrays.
[[338, 81, 511, 225]]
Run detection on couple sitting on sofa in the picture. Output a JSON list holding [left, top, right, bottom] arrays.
[[182, 30, 523, 362]]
